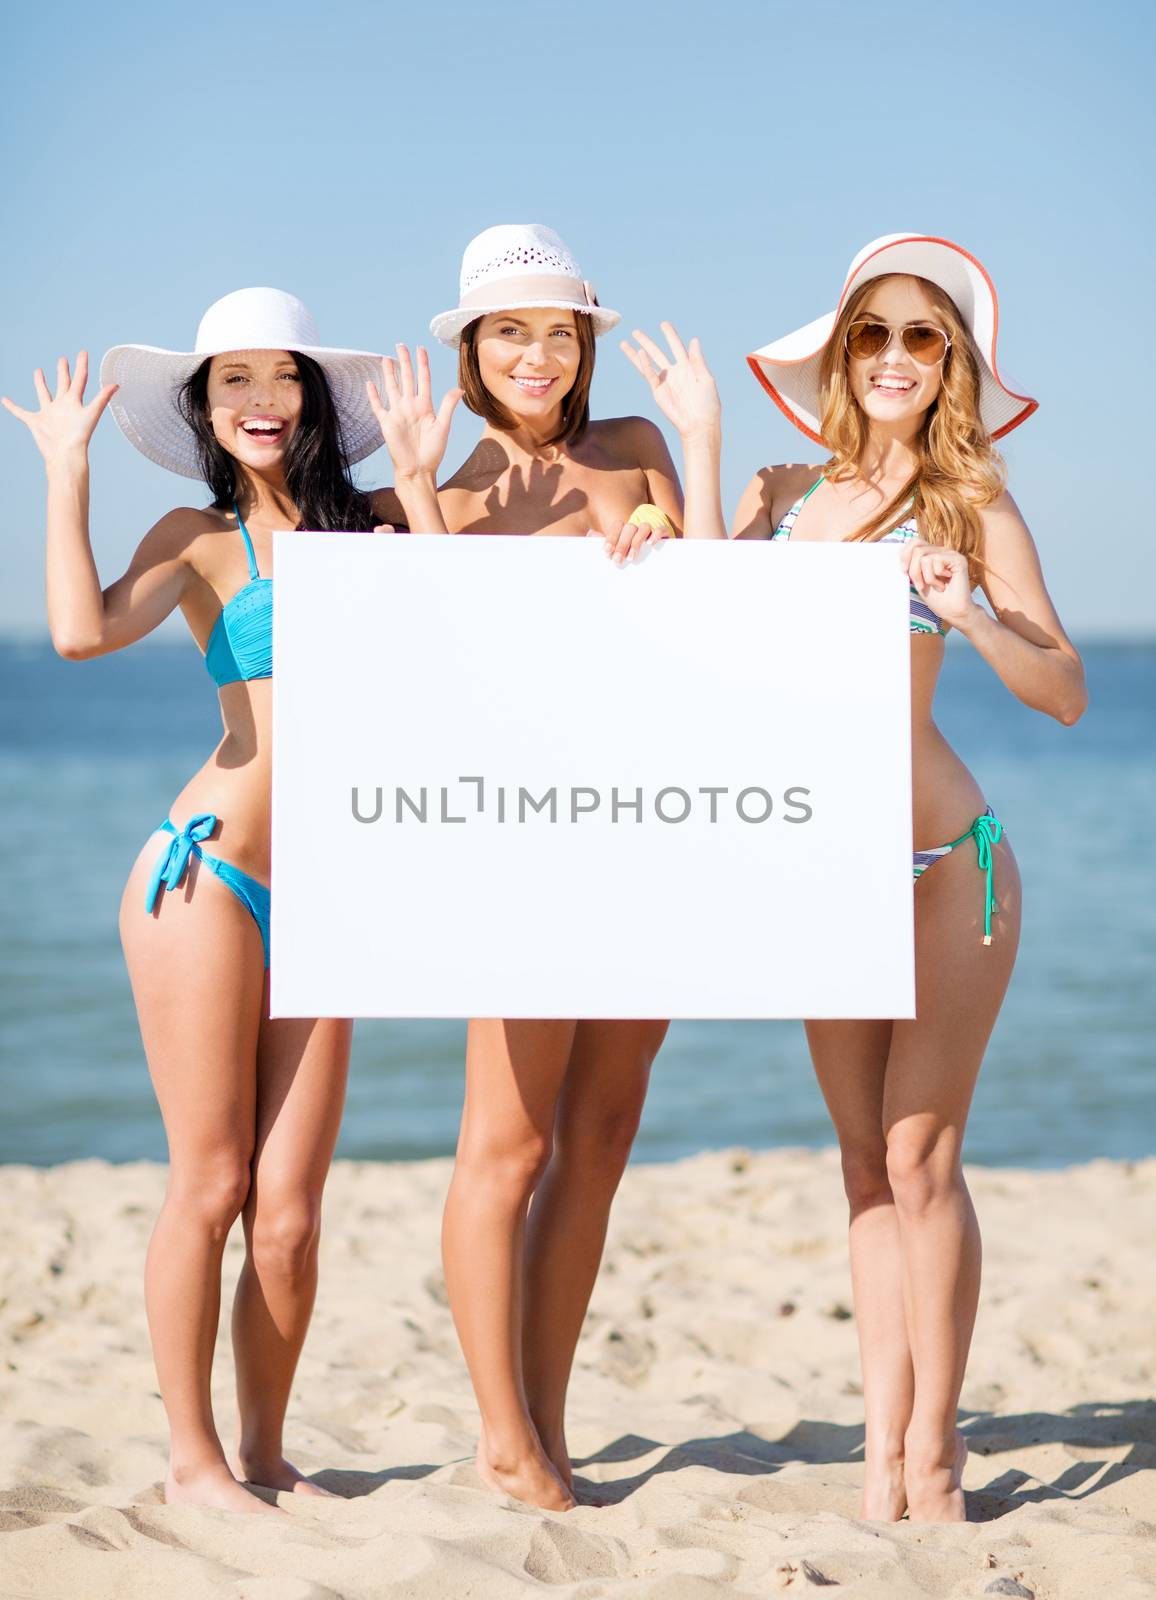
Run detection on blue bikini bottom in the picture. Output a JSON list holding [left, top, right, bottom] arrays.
[[144, 814, 271, 967]]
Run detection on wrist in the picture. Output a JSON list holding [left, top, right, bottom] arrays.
[[394, 469, 439, 493], [45, 448, 90, 479], [950, 598, 992, 639], [680, 424, 722, 452]]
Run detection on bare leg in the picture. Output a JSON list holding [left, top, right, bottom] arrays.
[[884, 837, 1021, 1521], [807, 1019, 912, 1521], [522, 1019, 667, 1487], [231, 1008, 351, 1496], [119, 843, 277, 1516], [442, 1019, 576, 1510]]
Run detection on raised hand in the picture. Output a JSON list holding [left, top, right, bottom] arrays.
[[1, 352, 118, 462], [898, 540, 978, 629], [366, 344, 461, 483], [620, 322, 721, 442]]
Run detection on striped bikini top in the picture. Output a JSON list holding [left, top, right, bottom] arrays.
[[771, 476, 946, 637], [203, 504, 273, 686]]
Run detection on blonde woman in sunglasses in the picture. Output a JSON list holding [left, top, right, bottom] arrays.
[[625, 235, 1086, 1522]]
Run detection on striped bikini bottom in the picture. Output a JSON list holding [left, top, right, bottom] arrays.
[[913, 806, 1003, 945]]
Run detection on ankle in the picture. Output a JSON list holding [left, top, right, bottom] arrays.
[[238, 1435, 284, 1465], [478, 1428, 546, 1474], [903, 1425, 959, 1470], [168, 1453, 230, 1485]]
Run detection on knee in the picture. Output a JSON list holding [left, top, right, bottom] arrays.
[[839, 1143, 892, 1214], [456, 1130, 554, 1206], [248, 1197, 322, 1283], [556, 1088, 648, 1182], [885, 1131, 960, 1216], [168, 1159, 251, 1242]]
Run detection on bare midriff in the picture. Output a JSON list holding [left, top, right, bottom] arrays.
[[911, 635, 987, 848], [164, 678, 273, 881]]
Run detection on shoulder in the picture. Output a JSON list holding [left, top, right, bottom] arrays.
[[367, 486, 407, 527], [584, 414, 672, 465], [976, 487, 1032, 547], [732, 462, 823, 539], [133, 505, 225, 564]]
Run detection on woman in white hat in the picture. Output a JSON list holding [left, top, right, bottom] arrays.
[[626, 234, 1087, 1521], [3, 288, 397, 1514], [367, 223, 686, 1511]]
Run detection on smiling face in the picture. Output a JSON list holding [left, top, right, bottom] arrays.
[[845, 276, 948, 430], [472, 308, 582, 423], [205, 349, 303, 472]]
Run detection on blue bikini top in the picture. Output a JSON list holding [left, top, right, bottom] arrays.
[[203, 504, 273, 686]]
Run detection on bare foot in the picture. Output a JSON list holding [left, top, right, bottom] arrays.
[[476, 1427, 575, 1511], [860, 1450, 908, 1521], [235, 1452, 337, 1498], [165, 1460, 282, 1515], [532, 1423, 574, 1493], [905, 1429, 967, 1523]]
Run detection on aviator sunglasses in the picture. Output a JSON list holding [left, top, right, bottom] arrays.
[[845, 318, 952, 366]]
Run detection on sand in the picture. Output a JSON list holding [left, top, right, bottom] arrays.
[[1, 1149, 1153, 1598]]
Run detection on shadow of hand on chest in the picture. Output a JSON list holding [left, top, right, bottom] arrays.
[[454, 441, 588, 533]]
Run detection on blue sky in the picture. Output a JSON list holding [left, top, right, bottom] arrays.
[[2, 0, 1152, 637]]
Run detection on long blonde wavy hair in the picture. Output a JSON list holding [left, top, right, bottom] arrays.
[[818, 274, 1006, 578]]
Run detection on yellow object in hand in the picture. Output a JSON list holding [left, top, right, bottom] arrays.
[[627, 504, 678, 538]]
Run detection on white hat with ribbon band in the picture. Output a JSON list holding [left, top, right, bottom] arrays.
[[100, 287, 385, 479], [747, 234, 1037, 445], [430, 223, 620, 348]]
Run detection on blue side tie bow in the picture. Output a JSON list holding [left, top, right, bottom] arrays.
[[144, 814, 219, 914]]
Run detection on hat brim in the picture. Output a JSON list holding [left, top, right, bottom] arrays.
[[99, 341, 386, 479], [430, 300, 621, 349], [747, 236, 1038, 445]]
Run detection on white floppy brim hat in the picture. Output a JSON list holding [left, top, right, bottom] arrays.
[[430, 222, 620, 348], [100, 286, 385, 480], [748, 234, 1037, 446]]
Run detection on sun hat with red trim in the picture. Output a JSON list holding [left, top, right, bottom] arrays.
[[747, 234, 1037, 446]]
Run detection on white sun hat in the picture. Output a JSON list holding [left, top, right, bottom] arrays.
[[100, 287, 386, 479], [748, 234, 1037, 446], [430, 223, 621, 348]]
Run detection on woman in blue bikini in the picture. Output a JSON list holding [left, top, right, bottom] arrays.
[[3, 287, 395, 1515], [625, 235, 1086, 1522]]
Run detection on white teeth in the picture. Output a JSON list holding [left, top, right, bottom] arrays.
[[243, 420, 283, 433]]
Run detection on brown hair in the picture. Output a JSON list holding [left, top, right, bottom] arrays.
[[818, 274, 1006, 579], [458, 311, 597, 448]]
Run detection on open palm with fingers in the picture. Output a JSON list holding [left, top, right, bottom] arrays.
[[2, 352, 118, 462], [621, 322, 720, 441], [367, 343, 461, 481]]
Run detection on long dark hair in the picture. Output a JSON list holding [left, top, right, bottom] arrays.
[[178, 351, 375, 530]]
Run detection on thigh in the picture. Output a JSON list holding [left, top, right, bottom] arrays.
[[561, 1020, 668, 1119], [120, 837, 265, 1168], [806, 1020, 894, 1149], [883, 835, 1021, 1142], [460, 1020, 579, 1151], [248, 1010, 353, 1200]]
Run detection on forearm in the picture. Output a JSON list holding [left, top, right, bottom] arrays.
[[393, 472, 450, 535], [955, 603, 1087, 725], [679, 428, 726, 540], [44, 452, 107, 655]]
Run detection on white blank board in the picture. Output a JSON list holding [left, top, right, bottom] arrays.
[[271, 535, 913, 1019]]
